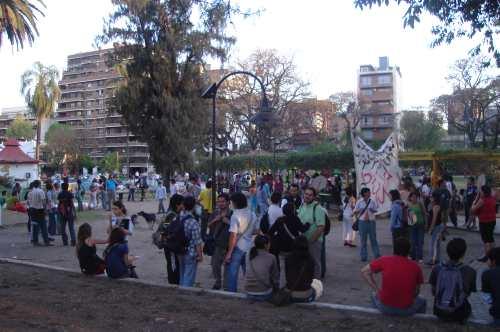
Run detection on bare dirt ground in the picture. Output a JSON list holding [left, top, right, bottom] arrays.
[[0, 262, 496, 332]]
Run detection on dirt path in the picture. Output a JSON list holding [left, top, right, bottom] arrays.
[[1, 262, 496, 332]]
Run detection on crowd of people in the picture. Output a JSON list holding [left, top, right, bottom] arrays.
[[13, 170, 500, 326]]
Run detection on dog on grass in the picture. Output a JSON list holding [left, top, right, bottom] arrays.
[[133, 211, 157, 230]]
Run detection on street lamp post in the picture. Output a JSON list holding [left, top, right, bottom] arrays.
[[202, 71, 274, 213]]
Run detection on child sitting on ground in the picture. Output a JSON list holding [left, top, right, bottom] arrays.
[[76, 223, 108, 275], [429, 237, 476, 324], [482, 247, 500, 327]]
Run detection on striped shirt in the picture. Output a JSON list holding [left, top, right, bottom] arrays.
[[28, 188, 46, 210]]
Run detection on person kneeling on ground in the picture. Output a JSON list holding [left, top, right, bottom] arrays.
[[245, 235, 279, 301], [429, 237, 476, 324], [482, 247, 500, 327], [76, 223, 108, 275], [361, 237, 426, 316], [285, 236, 317, 303], [104, 228, 138, 279]]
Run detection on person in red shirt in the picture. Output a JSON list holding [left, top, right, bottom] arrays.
[[361, 237, 426, 316], [472, 185, 497, 262]]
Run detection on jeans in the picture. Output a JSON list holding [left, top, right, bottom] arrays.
[[211, 246, 229, 290], [359, 220, 380, 261], [429, 223, 444, 263], [246, 290, 273, 301], [106, 190, 115, 210], [99, 191, 107, 210], [164, 249, 180, 285], [410, 224, 425, 260], [308, 240, 323, 279], [32, 217, 50, 244], [291, 289, 316, 303], [47, 208, 58, 236], [76, 194, 83, 212], [371, 293, 426, 316], [226, 247, 246, 292], [128, 188, 135, 201], [158, 198, 166, 213], [60, 216, 76, 245], [179, 254, 198, 287]]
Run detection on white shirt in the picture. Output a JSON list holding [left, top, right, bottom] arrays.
[[170, 184, 177, 196], [267, 204, 283, 229], [229, 207, 258, 252], [111, 214, 134, 235], [155, 185, 167, 200], [421, 184, 431, 197], [354, 198, 378, 221]]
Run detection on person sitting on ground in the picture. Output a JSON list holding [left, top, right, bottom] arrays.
[[268, 203, 310, 288], [103, 227, 137, 279], [76, 223, 108, 275], [361, 237, 426, 316], [482, 247, 500, 327], [245, 235, 279, 301], [108, 200, 133, 237], [285, 235, 316, 303], [429, 237, 476, 324]]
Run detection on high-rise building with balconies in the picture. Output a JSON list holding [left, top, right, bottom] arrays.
[[56, 49, 150, 174], [357, 56, 401, 142]]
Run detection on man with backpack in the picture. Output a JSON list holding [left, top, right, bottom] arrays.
[[362, 237, 426, 316], [389, 189, 409, 248], [298, 187, 329, 279], [178, 196, 203, 287], [429, 238, 476, 324], [482, 247, 500, 327]]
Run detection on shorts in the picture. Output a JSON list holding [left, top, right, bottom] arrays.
[[479, 221, 496, 243]]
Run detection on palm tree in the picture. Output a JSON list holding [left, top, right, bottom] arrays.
[[0, 0, 45, 49], [21, 61, 60, 160]]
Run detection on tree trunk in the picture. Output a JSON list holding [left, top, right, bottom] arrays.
[[35, 118, 42, 161]]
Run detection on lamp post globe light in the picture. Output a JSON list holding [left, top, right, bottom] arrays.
[[202, 70, 275, 212]]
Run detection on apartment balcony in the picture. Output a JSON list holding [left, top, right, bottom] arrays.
[[359, 121, 394, 129], [59, 72, 120, 85], [104, 141, 148, 148]]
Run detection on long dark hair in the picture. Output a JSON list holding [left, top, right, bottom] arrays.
[[249, 235, 269, 261], [289, 235, 312, 260], [77, 223, 92, 250], [112, 200, 127, 215], [108, 227, 125, 246]]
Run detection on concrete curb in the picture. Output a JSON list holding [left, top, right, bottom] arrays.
[[0, 258, 491, 326]]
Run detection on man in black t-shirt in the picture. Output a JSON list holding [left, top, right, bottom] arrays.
[[482, 247, 500, 327], [281, 184, 302, 211]]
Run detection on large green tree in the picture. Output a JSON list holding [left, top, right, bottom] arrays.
[[5, 115, 34, 140], [400, 108, 445, 150], [97, 0, 243, 176], [20, 61, 60, 160], [354, 0, 500, 67], [0, 0, 45, 49], [43, 123, 79, 171]]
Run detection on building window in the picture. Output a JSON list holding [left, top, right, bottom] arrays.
[[362, 129, 373, 140], [362, 89, 373, 96], [360, 76, 371, 87], [377, 75, 392, 85]]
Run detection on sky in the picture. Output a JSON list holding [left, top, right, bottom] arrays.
[[0, 0, 493, 111]]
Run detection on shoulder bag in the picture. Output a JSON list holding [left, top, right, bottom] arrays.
[[352, 199, 371, 231]]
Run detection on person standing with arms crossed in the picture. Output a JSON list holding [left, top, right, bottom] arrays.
[[353, 188, 380, 262]]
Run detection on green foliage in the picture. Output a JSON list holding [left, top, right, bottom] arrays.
[[43, 123, 79, 171], [354, 0, 500, 67], [5, 116, 34, 140], [97, 0, 241, 176], [78, 155, 94, 171], [0, 0, 46, 49], [100, 152, 120, 174], [400, 110, 445, 150], [196, 149, 354, 173]]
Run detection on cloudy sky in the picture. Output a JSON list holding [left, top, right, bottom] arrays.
[[0, 0, 491, 111]]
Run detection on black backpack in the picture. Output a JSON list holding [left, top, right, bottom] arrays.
[[313, 203, 331, 236], [163, 215, 191, 254]]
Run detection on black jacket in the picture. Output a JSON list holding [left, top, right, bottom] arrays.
[[268, 215, 309, 255]]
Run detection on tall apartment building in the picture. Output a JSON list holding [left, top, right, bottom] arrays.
[[56, 49, 150, 174], [0, 107, 52, 144], [357, 56, 401, 142]]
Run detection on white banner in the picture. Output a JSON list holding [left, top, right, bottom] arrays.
[[352, 133, 402, 214]]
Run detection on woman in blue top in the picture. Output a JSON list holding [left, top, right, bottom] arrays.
[[389, 189, 408, 248], [104, 228, 137, 278]]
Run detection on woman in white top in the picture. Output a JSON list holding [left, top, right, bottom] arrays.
[[342, 187, 356, 247], [108, 200, 133, 237]]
